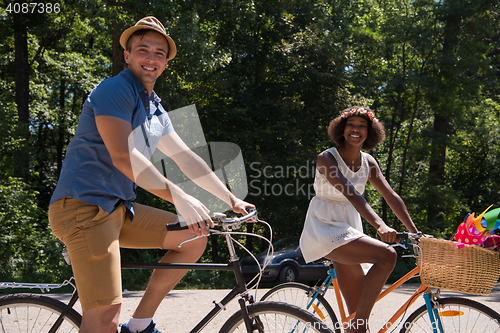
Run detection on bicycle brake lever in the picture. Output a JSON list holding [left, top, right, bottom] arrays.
[[177, 229, 219, 248], [390, 243, 405, 249]]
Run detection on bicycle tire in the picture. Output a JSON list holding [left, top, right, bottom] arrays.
[[400, 296, 500, 333], [260, 282, 341, 333], [219, 301, 335, 333], [0, 293, 81, 333]]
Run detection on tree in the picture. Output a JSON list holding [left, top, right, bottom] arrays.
[[12, 9, 30, 181], [1, 0, 500, 286]]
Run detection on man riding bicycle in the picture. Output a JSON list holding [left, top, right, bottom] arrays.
[[48, 16, 254, 333]]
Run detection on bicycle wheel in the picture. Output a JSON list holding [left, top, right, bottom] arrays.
[[260, 282, 340, 332], [219, 301, 335, 333], [0, 293, 81, 332], [400, 297, 500, 333]]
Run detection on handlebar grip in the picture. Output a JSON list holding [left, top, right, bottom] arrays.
[[396, 232, 406, 238], [166, 222, 189, 231]]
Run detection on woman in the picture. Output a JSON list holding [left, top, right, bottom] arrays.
[[300, 106, 419, 333]]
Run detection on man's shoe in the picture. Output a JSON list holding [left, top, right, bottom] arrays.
[[119, 321, 161, 333]]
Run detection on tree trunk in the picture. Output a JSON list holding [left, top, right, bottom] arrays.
[[210, 236, 219, 263], [57, 79, 66, 177], [112, 20, 125, 76], [398, 86, 420, 196], [427, 113, 448, 224], [246, 222, 254, 254], [13, 13, 30, 182], [382, 90, 403, 227], [426, 7, 461, 226]]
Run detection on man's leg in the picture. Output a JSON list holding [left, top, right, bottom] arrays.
[[132, 230, 207, 318], [118, 203, 208, 328], [49, 198, 127, 333], [80, 304, 121, 333]]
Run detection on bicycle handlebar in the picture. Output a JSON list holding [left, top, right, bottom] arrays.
[[166, 209, 258, 232], [396, 232, 421, 240], [391, 232, 424, 250]]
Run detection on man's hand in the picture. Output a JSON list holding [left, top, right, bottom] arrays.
[[231, 198, 256, 221], [171, 189, 214, 236]]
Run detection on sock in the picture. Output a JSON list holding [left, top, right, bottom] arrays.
[[127, 317, 153, 333]]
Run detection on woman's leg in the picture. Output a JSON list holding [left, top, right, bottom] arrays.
[[325, 236, 397, 333], [332, 262, 364, 316]]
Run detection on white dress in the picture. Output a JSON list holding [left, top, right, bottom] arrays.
[[300, 147, 369, 263]]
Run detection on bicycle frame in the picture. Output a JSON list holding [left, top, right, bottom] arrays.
[[307, 264, 443, 333], [121, 258, 254, 333], [0, 211, 263, 333], [0, 259, 254, 333], [98, 212, 261, 333]]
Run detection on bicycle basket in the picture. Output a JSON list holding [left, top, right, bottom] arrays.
[[418, 237, 500, 295]]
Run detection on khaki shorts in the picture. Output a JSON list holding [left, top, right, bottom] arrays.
[[48, 197, 177, 312]]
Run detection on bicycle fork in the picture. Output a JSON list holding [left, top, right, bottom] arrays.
[[423, 292, 444, 333], [306, 267, 335, 322]]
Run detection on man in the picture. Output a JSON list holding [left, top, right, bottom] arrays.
[[48, 16, 254, 333]]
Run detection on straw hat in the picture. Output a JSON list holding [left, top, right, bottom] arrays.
[[120, 16, 177, 60]]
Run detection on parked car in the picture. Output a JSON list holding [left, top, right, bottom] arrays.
[[240, 236, 330, 283]]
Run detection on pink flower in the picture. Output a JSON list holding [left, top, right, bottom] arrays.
[[340, 108, 379, 122]]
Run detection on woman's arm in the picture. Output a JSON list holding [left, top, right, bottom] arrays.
[[317, 151, 395, 241], [366, 154, 418, 234]]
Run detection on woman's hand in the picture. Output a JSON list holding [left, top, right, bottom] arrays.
[[377, 224, 398, 243]]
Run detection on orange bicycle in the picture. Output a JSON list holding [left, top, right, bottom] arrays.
[[260, 233, 500, 333]]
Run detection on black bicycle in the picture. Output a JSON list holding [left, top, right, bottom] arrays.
[[0, 210, 334, 333]]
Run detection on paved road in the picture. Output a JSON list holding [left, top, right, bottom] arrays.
[[47, 283, 500, 332]]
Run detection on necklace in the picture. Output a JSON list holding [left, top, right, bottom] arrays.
[[340, 146, 361, 169]]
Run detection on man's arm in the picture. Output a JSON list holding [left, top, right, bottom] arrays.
[[95, 115, 213, 235], [156, 132, 252, 214]]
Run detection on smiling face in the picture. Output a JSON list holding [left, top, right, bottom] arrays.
[[343, 116, 368, 147], [124, 30, 169, 95]]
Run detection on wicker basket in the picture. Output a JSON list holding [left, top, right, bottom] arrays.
[[418, 237, 500, 295]]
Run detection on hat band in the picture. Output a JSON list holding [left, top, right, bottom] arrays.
[[139, 23, 164, 34]]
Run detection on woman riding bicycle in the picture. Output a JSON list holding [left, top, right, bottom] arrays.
[[299, 106, 419, 333]]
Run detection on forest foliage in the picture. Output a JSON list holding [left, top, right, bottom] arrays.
[[0, 0, 499, 288]]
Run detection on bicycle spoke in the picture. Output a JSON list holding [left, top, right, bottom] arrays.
[[220, 301, 333, 332], [401, 297, 500, 333], [260, 282, 339, 332], [0, 295, 81, 333]]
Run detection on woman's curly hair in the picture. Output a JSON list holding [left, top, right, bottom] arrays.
[[327, 106, 385, 151]]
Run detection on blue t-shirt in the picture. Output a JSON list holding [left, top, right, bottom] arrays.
[[50, 68, 174, 215]]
